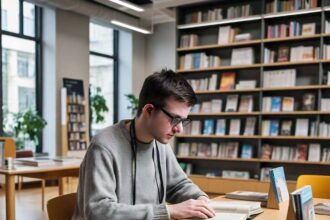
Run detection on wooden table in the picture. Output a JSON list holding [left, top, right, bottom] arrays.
[[213, 196, 330, 220], [0, 164, 80, 220]]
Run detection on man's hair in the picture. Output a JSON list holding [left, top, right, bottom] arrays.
[[137, 69, 197, 116]]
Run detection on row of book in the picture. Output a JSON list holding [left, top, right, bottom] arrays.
[[263, 69, 296, 88], [180, 34, 198, 48], [67, 105, 85, 113], [188, 72, 256, 92], [69, 132, 85, 141], [184, 117, 256, 136], [262, 118, 310, 136], [191, 95, 254, 113], [320, 98, 330, 111], [218, 26, 251, 44], [68, 113, 86, 122], [262, 93, 316, 112], [179, 53, 221, 70], [67, 93, 84, 104], [177, 142, 254, 159], [68, 122, 86, 132], [266, 22, 315, 39], [68, 141, 87, 151], [264, 46, 319, 64], [187, 74, 218, 91], [323, 45, 330, 60], [261, 143, 329, 162], [266, 0, 318, 13], [183, 8, 223, 24], [183, 4, 252, 25]]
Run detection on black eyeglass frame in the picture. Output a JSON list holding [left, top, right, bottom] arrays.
[[155, 105, 191, 127]]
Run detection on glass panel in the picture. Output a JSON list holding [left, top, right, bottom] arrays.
[[23, 1, 35, 37], [2, 35, 36, 150], [90, 22, 113, 55], [1, 0, 19, 33], [90, 55, 114, 136]]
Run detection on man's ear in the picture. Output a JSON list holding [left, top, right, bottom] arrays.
[[142, 104, 155, 115]]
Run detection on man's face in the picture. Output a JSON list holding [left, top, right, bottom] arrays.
[[148, 98, 190, 144]]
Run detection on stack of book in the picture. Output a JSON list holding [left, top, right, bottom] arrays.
[[266, 0, 318, 13], [218, 142, 239, 158], [262, 96, 294, 112], [263, 69, 296, 88], [187, 74, 218, 91], [179, 53, 221, 70], [231, 47, 254, 65], [227, 4, 251, 18], [236, 80, 256, 90], [183, 8, 223, 24], [180, 34, 199, 48]]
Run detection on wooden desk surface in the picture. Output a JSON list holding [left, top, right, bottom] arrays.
[[213, 196, 330, 220], [0, 163, 80, 175]]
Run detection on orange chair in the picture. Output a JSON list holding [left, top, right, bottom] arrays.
[[47, 193, 77, 220], [296, 175, 330, 199]]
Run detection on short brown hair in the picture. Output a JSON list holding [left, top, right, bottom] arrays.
[[137, 69, 196, 116]]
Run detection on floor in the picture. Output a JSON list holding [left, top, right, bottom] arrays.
[[0, 179, 78, 220]]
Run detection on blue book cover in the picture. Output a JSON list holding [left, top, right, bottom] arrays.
[[300, 186, 315, 220], [270, 120, 279, 136], [192, 53, 201, 69], [271, 97, 281, 112], [269, 167, 289, 203], [240, 144, 253, 158], [203, 119, 214, 135], [215, 119, 226, 135]]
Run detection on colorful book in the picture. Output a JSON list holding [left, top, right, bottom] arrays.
[[269, 167, 289, 203], [240, 144, 253, 159], [203, 119, 215, 135], [220, 72, 236, 91]]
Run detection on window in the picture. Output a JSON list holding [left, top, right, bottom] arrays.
[[89, 21, 118, 137], [1, 0, 42, 152]]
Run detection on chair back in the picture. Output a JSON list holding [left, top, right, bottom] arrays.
[[47, 193, 77, 220], [296, 175, 330, 199], [0, 137, 16, 158]]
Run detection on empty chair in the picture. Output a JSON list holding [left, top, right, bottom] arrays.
[[296, 175, 330, 199], [47, 192, 77, 220]]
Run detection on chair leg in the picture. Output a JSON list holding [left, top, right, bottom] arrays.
[[41, 179, 46, 211]]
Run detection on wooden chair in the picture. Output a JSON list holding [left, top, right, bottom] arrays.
[[16, 150, 47, 210], [296, 175, 330, 199], [47, 193, 77, 220]]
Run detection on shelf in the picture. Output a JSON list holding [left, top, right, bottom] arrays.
[[177, 64, 262, 73], [263, 34, 321, 43], [260, 136, 330, 140], [261, 111, 330, 115], [263, 7, 322, 19], [176, 134, 260, 139], [177, 15, 262, 30], [177, 157, 330, 166], [176, 134, 330, 140], [263, 60, 319, 67], [261, 85, 330, 91], [177, 40, 261, 52], [195, 88, 261, 94], [189, 112, 260, 116]]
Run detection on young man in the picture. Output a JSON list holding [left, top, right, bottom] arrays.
[[72, 69, 215, 220]]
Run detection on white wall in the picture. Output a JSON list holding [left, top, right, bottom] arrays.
[[42, 8, 89, 156], [146, 22, 176, 76]]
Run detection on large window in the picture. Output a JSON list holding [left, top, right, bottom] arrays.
[[1, 0, 42, 152], [89, 22, 118, 137]]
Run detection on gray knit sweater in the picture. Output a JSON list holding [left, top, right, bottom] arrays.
[[72, 120, 207, 220]]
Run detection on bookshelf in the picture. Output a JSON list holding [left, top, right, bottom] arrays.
[[61, 78, 89, 156], [175, 0, 330, 195]]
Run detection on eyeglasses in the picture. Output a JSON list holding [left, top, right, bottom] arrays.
[[157, 107, 191, 127]]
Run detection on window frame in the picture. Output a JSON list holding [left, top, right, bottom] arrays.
[[89, 24, 119, 132], [0, 0, 43, 152]]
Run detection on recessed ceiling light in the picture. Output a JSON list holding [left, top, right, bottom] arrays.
[[111, 20, 151, 34], [109, 0, 144, 12]]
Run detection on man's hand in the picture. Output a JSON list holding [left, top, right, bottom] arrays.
[[166, 199, 216, 219]]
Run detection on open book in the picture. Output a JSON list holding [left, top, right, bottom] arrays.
[[208, 201, 263, 218], [225, 191, 268, 203], [314, 203, 330, 215]]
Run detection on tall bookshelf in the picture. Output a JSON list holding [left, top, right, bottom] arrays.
[[175, 0, 330, 195], [61, 78, 89, 156]]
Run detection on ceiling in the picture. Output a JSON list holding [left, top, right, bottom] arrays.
[[93, 0, 216, 24]]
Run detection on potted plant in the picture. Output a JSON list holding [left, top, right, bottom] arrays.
[[13, 108, 47, 150], [90, 87, 109, 124], [125, 94, 139, 117]]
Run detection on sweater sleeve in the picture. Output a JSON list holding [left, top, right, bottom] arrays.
[[75, 143, 169, 220], [164, 145, 208, 204]]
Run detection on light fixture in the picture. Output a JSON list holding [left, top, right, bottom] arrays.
[[109, 0, 144, 12], [111, 20, 151, 34]]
